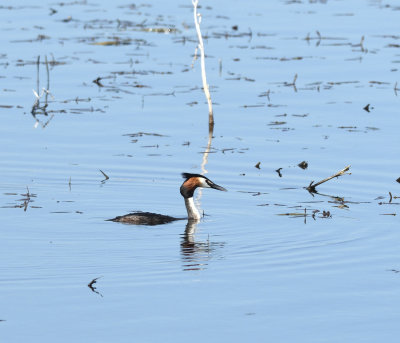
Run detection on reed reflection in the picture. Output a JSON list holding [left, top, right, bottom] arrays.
[[31, 55, 54, 128]]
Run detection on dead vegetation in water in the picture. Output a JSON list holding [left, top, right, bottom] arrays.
[[307, 165, 351, 193], [4, 1, 396, 120], [298, 161, 308, 169], [123, 132, 169, 144], [88, 277, 103, 297], [24, 55, 109, 126], [377, 191, 400, 206], [277, 208, 332, 221], [99, 170, 110, 183], [124, 132, 169, 138], [235, 162, 379, 220], [238, 191, 269, 196], [1, 187, 39, 211]]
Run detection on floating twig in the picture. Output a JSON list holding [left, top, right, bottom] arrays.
[[363, 104, 371, 112], [284, 73, 297, 92], [93, 77, 104, 87], [306, 165, 351, 193], [389, 269, 400, 273], [88, 277, 103, 297], [99, 169, 109, 181]]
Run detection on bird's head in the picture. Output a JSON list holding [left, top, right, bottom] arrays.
[[180, 173, 227, 198]]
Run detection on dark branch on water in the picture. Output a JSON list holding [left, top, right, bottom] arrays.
[[306, 165, 351, 193], [99, 169, 109, 182], [88, 277, 103, 297]]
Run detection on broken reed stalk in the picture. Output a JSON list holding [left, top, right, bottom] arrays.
[[36, 55, 40, 96], [45, 55, 50, 103], [192, 0, 214, 126], [307, 165, 351, 193], [99, 169, 109, 181]]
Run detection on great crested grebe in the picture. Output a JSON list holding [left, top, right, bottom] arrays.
[[108, 173, 227, 225]]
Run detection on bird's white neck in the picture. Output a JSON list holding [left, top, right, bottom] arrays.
[[184, 197, 201, 220]]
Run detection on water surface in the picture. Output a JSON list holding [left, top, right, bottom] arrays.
[[1, 0, 400, 342]]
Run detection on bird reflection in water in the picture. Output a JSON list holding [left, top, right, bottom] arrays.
[[180, 219, 225, 271], [180, 122, 226, 271]]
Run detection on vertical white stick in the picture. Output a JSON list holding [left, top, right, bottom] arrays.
[[192, 0, 214, 125]]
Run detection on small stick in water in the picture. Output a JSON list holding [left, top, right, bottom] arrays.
[[88, 277, 103, 297], [306, 165, 351, 193], [99, 169, 109, 181]]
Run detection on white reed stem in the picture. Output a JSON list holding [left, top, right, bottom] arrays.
[[192, 0, 214, 125]]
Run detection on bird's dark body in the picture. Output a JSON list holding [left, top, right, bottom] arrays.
[[108, 211, 185, 226]]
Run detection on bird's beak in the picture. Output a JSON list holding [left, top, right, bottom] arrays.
[[210, 183, 227, 192]]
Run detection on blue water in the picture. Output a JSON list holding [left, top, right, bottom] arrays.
[[1, 0, 400, 342]]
